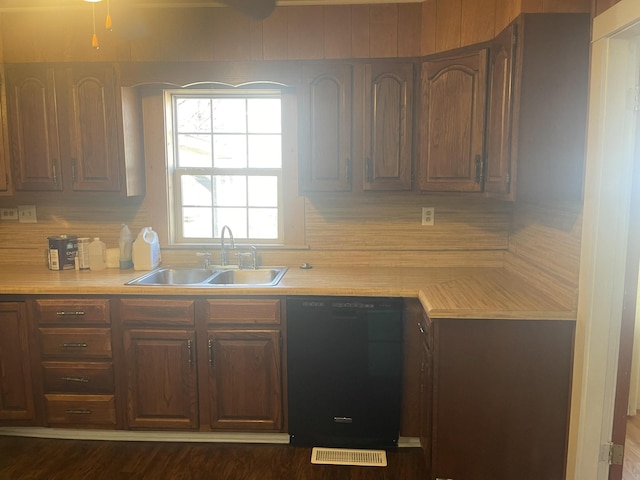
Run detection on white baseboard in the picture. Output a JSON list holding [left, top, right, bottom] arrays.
[[0, 427, 421, 449]]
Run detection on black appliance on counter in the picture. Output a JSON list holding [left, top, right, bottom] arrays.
[[287, 296, 403, 448]]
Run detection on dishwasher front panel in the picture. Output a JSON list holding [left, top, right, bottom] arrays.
[[287, 296, 403, 448]]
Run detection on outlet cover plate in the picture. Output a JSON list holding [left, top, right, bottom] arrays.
[[18, 205, 37, 223], [422, 207, 435, 226], [0, 208, 18, 220]]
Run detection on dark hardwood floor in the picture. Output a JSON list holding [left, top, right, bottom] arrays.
[[0, 436, 428, 480]]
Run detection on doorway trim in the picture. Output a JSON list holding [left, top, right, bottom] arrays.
[[568, 1, 640, 479]]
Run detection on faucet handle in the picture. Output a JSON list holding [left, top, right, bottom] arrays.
[[195, 252, 213, 268]]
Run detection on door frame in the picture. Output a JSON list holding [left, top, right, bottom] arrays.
[[568, 2, 640, 479]]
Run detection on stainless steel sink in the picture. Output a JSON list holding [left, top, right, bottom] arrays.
[[125, 267, 217, 285], [126, 266, 287, 287], [207, 268, 286, 286]]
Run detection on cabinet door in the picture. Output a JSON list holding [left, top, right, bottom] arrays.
[[60, 64, 121, 192], [299, 63, 352, 192], [484, 25, 517, 197], [363, 63, 413, 191], [207, 329, 282, 430], [419, 50, 487, 192], [0, 66, 11, 193], [6, 64, 62, 191], [123, 328, 198, 429], [0, 302, 35, 422]]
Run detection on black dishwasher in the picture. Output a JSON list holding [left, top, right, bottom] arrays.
[[287, 296, 403, 448]]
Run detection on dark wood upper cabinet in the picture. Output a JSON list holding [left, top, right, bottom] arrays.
[[0, 66, 11, 194], [5, 63, 145, 196], [299, 63, 352, 193], [419, 50, 487, 192], [6, 64, 62, 192], [484, 25, 516, 196], [363, 62, 414, 191], [59, 65, 122, 192], [485, 14, 590, 202]]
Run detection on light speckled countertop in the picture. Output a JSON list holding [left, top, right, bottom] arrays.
[[0, 265, 575, 321]]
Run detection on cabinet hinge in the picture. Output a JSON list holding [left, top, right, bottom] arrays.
[[506, 172, 511, 185], [634, 86, 640, 112], [601, 442, 624, 465]]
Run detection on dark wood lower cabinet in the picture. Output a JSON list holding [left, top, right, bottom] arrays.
[[206, 329, 283, 431], [0, 302, 35, 423], [430, 318, 574, 480], [122, 328, 198, 430]]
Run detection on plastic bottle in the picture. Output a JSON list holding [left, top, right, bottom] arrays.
[[132, 227, 161, 271], [119, 224, 134, 269], [88, 237, 107, 271]]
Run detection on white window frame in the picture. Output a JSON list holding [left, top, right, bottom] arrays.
[[165, 88, 285, 246]]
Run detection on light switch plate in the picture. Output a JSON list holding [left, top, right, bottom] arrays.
[[18, 205, 37, 223]]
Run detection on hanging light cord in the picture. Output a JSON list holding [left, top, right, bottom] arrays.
[[105, 0, 112, 30], [91, 3, 99, 49]]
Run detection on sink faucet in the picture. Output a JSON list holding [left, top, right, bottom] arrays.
[[220, 225, 235, 266]]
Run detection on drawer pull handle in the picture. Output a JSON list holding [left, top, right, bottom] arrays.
[[62, 343, 88, 348], [56, 311, 86, 316], [61, 376, 89, 383], [417, 322, 425, 334], [187, 340, 193, 367], [66, 408, 92, 415], [208, 339, 214, 366]]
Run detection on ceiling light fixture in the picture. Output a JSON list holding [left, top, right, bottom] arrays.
[[84, 0, 108, 49]]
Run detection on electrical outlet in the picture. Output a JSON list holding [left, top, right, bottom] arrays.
[[422, 207, 435, 226], [0, 208, 18, 220], [18, 205, 37, 223]]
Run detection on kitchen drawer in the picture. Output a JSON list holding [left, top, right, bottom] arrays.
[[45, 394, 116, 426], [119, 298, 195, 326], [34, 299, 110, 325], [42, 361, 114, 394], [204, 298, 281, 325], [38, 328, 112, 359]]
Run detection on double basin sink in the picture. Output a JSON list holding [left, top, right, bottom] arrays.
[[126, 266, 288, 287]]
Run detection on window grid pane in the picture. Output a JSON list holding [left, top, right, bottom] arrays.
[[172, 92, 282, 243]]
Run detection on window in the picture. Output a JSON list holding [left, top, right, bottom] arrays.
[[167, 89, 284, 245]]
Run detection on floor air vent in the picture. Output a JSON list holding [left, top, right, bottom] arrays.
[[310, 447, 387, 467]]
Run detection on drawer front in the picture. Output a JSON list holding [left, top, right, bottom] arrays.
[[119, 298, 195, 326], [39, 328, 112, 359], [45, 394, 116, 426], [34, 299, 110, 325], [205, 298, 281, 325], [42, 361, 114, 394]]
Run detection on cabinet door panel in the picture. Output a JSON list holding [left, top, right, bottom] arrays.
[[123, 328, 198, 429], [207, 329, 282, 430], [419, 51, 487, 192], [364, 63, 413, 191], [0, 302, 35, 421], [6, 65, 62, 191], [485, 25, 516, 196], [0, 66, 10, 193], [63, 65, 121, 192], [300, 63, 352, 192]]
